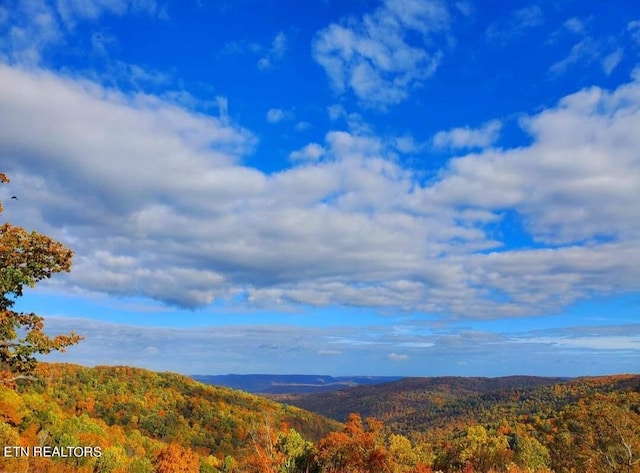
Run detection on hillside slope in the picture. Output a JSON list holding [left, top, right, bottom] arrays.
[[2, 367, 639, 473], [270, 374, 640, 434], [1, 363, 340, 472]]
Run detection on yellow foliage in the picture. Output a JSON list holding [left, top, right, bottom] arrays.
[[0, 387, 26, 425]]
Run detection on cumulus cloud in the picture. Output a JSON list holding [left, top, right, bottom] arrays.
[[312, 0, 450, 108], [2, 64, 640, 320], [432, 82, 640, 239], [432, 120, 501, 150]]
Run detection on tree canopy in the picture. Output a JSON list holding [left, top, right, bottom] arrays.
[[0, 172, 82, 386]]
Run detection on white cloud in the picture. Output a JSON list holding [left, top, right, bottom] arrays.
[[629, 20, 640, 45], [0, 0, 161, 64], [389, 353, 410, 361], [272, 31, 287, 57], [432, 120, 502, 150], [429, 81, 640, 244], [549, 22, 625, 77], [258, 31, 287, 70], [394, 135, 424, 154], [549, 38, 596, 75], [2, 64, 640, 320], [564, 17, 585, 34], [221, 39, 261, 56], [513, 6, 544, 28], [295, 121, 311, 131], [266, 107, 292, 123], [41, 317, 640, 375], [56, 0, 128, 26], [289, 143, 325, 161], [602, 48, 623, 76], [399, 342, 435, 348], [318, 350, 342, 356], [312, 0, 450, 108], [327, 104, 345, 121], [455, 2, 472, 17], [486, 5, 544, 43], [514, 335, 640, 351], [56, 0, 160, 25], [0, 0, 62, 64]]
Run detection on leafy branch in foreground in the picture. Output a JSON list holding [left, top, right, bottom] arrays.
[[0, 172, 82, 386]]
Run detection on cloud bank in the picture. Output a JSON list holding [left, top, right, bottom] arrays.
[[2, 64, 640, 320], [42, 317, 640, 376]]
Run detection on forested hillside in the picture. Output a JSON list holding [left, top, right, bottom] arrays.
[[1, 366, 639, 472], [0, 363, 339, 472], [269, 375, 640, 431], [271, 374, 640, 472]]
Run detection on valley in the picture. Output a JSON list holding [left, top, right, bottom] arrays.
[[2, 364, 639, 472]]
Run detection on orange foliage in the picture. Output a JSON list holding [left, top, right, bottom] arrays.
[[242, 415, 287, 473], [0, 387, 25, 424], [316, 413, 388, 473], [154, 443, 200, 473]]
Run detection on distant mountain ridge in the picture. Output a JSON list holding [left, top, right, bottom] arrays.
[[191, 373, 403, 393], [269, 375, 569, 420], [268, 374, 640, 434]]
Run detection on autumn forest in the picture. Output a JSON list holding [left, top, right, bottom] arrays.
[[0, 364, 639, 473]]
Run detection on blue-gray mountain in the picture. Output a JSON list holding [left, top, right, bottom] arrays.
[[190, 374, 402, 394]]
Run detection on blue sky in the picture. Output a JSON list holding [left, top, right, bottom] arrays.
[[1, 0, 639, 377]]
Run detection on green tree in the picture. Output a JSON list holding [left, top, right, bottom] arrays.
[[0, 421, 28, 472], [0, 173, 82, 386], [93, 446, 127, 473], [129, 457, 155, 473], [387, 434, 418, 473], [277, 427, 317, 473], [510, 425, 550, 472], [589, 393, 640, 473], [549, 393, 640, 473], [459, 425, 512, 472]]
